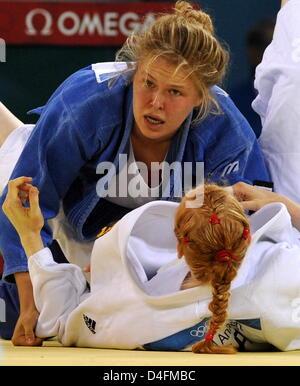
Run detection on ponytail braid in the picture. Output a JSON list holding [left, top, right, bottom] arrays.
[[175, 184, 251, 354]]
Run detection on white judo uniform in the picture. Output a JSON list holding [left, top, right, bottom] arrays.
[[25, 199, 300, 352], [254, 0, 300, 203]]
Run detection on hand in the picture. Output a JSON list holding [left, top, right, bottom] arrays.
[[83, 264, 91, 273], [2, 176, 44, 238], [12, 307, 43, 346], [232, 181, 284, 212]]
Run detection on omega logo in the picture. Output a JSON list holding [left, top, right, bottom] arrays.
[[25, 8, 53, 36], [25, 8, 155, 37]]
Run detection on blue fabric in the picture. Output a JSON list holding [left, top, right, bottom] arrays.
[[0, 281, 19, 339], [238, 318, 261, 330], [0, 64, 270, 282], [143, 318, 262, 351], [143, 318, 210, 351]]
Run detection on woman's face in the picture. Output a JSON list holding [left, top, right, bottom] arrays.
[[132, 57, 201, 143]]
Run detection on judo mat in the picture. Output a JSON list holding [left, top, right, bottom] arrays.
[[1, 339, 300, 366]]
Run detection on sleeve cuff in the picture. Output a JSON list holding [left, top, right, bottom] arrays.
[[28, 247, 56, 268]]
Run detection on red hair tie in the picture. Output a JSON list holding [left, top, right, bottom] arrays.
[[205, 325, 218, 342], [209, 213, 220, 225], [182, 236, 190, 244], [242, 227, 250, 240], [215, 250, 239, 263]]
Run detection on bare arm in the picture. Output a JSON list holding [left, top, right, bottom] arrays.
[[13, 272, 43, 346], [232, 182, 300, 231], [2, 177, 44, 345]]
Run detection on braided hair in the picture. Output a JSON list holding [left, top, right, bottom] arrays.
[[174, 184, 251, 354]]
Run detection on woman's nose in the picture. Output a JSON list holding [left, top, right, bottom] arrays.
[[150, 92, 164, 109]]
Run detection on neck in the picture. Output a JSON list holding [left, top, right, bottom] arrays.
[[180, 271, 201, 290], [130, 132, 171, 164]]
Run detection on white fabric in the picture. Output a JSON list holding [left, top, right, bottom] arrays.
[[29, 200, 300, 351], [253, 0, 300, 203], [91, 62, 132, 84], [0, 124, 34, 194], [104, 140, 165, 209]]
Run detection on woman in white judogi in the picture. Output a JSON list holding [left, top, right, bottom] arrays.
[[2, 174, 300, 353]]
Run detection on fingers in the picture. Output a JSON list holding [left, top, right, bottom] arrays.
[[2, 177, 32, 215], [23, 317, 43, 346], [232, 182, 262, 212], [21, 315, 35, 345], [12, 334, 43, 346], [83, 264, 91, 273], [232, 181, 253, 198], [24, 329, 35, 345], [28, 187, 40, 213], [3, 177, 35, 212], [7, 177, 33, 200], [18, 183, 34, 203], [5, 177, 33, 209], [12, 318, 43, 347]]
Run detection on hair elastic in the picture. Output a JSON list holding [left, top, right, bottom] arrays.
[[205, 325, 218, 342], [215, 250, 239, 263], [182, 236, 190, 244], [209, 213, 220, 225], [242, 227, 250, 240]]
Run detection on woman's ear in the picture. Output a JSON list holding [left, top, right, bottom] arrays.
[[177, 243, 183, 259]]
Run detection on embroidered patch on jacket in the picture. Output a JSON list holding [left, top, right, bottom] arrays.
[[221, 161, 239, 177], [96, 226, 113, 239], [83, 314, 96, 334]]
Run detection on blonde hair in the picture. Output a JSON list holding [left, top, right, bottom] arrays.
[[116, 1, 229, 123], [174, 184, 250, 354]]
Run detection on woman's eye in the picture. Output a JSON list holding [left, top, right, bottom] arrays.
[[170, 89, 181, 96], [145, 79, 154, 88]]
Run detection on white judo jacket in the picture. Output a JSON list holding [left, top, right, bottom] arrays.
[[253, 0, 300, 203], [29, 200, 300, 351]]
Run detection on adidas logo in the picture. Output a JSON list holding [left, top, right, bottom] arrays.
[[83, 314, 96, 334]]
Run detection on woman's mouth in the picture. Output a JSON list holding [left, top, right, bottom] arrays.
[[144, 115, 165, 126]]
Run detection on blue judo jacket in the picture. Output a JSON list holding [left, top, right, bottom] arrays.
[[0, 63, 270, 282]]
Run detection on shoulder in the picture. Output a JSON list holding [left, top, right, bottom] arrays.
[[34, 62, 133, 127], [212, 86, 255, 136], [60, 62, 133, 115], [190, 86, 256, 147]]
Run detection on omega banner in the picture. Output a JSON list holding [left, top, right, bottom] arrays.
[[0, 1, 174, 46]]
